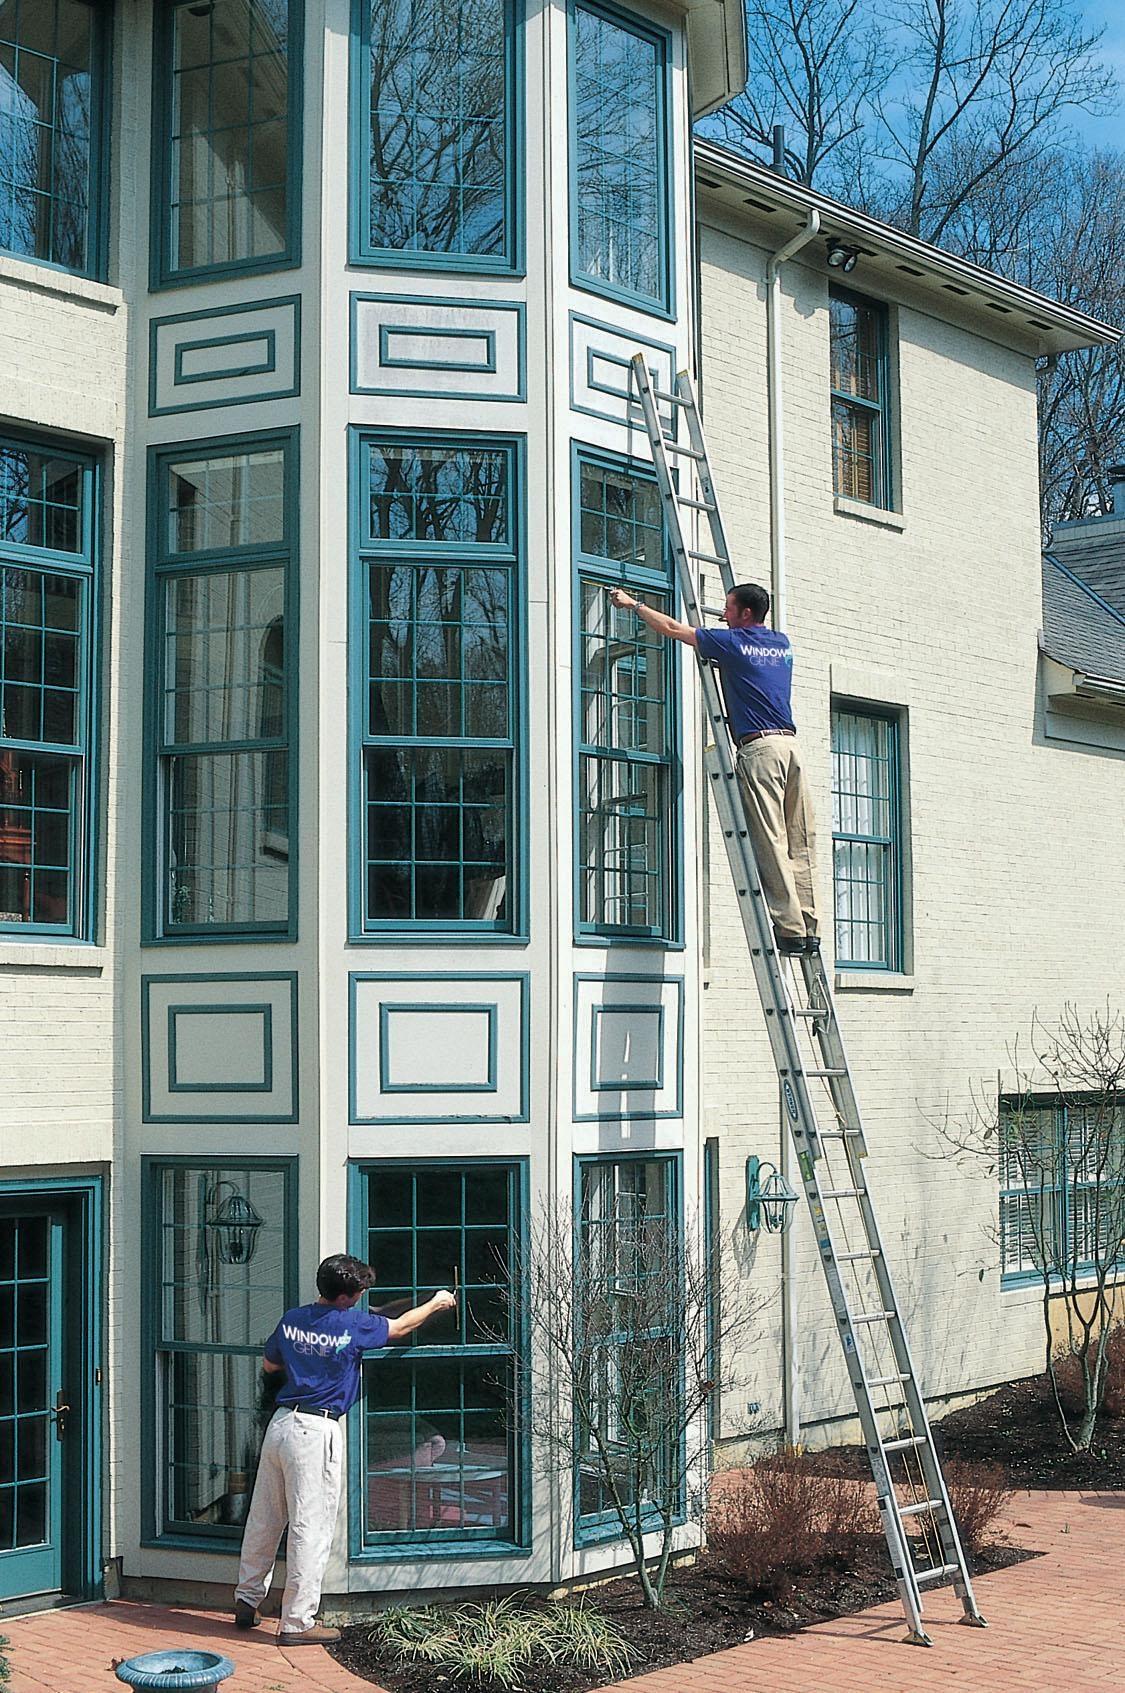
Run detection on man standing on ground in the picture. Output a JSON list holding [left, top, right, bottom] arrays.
[[608, 580, 818, 955], [233, 1253, 456, 1645]]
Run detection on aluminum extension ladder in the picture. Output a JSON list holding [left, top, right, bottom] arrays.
[[629, 354, 986, 1646]]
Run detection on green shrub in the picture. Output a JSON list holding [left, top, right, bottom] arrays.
[[0, 1633, 10, 1685], [367, 1596, 637, 1691]]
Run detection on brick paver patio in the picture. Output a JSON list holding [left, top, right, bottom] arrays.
[[2, 1490, 1121, 1693]]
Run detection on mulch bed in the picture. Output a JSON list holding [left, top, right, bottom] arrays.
[[805, 1372, 1125, 1492], [331, 1538, 1030, 1693]]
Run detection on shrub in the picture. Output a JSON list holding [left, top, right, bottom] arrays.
[[707, 1447, 879, 1602], [366, 1596, 638, 1691], [1052, 1324, 1125, 1421], [940, 1460, 1012, 1559], [0, 1634, 9, 1685]]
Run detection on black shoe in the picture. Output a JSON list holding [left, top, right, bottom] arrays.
[[234, 1599, 261, 1630], [803, 935, 821, 955], [774, 931, 806, 956]]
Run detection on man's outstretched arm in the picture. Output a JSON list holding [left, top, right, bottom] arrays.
[[608, 587, 698, 647]]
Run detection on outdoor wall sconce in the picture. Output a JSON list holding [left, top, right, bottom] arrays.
[[825, 238, 859, 273], [205, 1181, 264, 1266], [746, 1155, 798, 1234]]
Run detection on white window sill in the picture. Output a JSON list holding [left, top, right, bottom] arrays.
[[0, 942, 108, 970], [833, 496, 905, 532], [0, 250, 122, 312], [835, 970, 914, 993]]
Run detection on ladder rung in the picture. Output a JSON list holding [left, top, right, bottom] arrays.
[[883, 1434, 927, 1452], [853, 1309, 895, 1324], [914, 1563, 960, 1585], [838, 1248, 879, 1261], [687, 549, 726, 566], [868, 1373, 909, 1387], [818, 1128, 863, 1140], [701, 603, 726, 618], [677, 495, 717, 511], [791, 1005, 830, 1019], [804, 1066, 848, 1079], [651, 386, 687, 406], [821, 1187, 864, 1200], [900, 1498, 944, 1518], [662, 441, 705, 458]]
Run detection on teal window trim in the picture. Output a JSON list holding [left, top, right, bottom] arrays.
[[0, 0, 113, 281], [174, 331, 278, 387], [140, 1154, 299, 1549], [0, 433, 101, 941], [830, 701, 903, 973], [346, 1157, 531, 1561], [378, 1002, 498, 1093], [572, 1150, 685, 1547], [999, 1096, 1125, 1288], [143, 425, 299, 944], [149, 0, 304, 290], [829, 286, 893, 510], [567, 0, 675, 320], [572, 443, 681, 945], [348, 0, 525, 277], [348, 427, 528, 944]]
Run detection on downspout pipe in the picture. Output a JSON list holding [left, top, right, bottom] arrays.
[[765, 206, 819, 1449]]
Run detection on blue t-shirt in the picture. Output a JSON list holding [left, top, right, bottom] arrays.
[[695, 625, 795, 739], [263, 1302, 391, 1418]]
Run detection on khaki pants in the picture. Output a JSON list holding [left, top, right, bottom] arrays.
[[235, 1407, 343, 1634], [735, 735, 818, 941]]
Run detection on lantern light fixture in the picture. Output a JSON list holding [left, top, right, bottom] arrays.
[[746, 1155, 799, 1234], [205, 1182, 264, 1266]]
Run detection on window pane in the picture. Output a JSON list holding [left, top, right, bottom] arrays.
[[576, 1160, 677, 1531], [578, 463, 663, 572], [368, 562, 509, 740], [162, 568, 285, 746], [365, 0, 509, 259], [166, 1350, 272, 1531], [579, 582, 666, 756], [364, 1355, 513, 1537], [0, 446, 84, 554], [0, 567, 82, 746], [364, 744, 510, 924], [367, 443, 509, 548], [830, 294, 881, 401], [0, 0, 100, 272], [166, 749, 289, 927], [573, 4, 665, 304], [159, 1166, 288, 1347], [166, 449, 285, 554], [361, 1164, 519, 1546], [0, 750, 74, 927], [167, 0, 290, 273], [579, 754, 666, 931], [831, 709, 898, 969]]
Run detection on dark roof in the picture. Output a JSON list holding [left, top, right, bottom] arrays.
[[1047, 520, 1125, 619], [1041, 552, 1125, 682]]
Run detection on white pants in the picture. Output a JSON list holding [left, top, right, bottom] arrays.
[[235, 1408, 344, 1634]]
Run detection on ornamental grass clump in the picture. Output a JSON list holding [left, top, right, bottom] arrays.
[[366, 1595, 638, 1691]]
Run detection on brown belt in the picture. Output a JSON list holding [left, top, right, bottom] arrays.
[[738, 729, 796, 746]]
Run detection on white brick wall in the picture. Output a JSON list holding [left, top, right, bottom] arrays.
[[698, 217, 1125, 1448]]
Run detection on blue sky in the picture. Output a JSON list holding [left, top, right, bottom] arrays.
[[1074, 3, 1125, 149]]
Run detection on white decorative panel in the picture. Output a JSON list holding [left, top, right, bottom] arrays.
[[569, 313, 677, 433], [351, 294, 525, 401], [351, 974, 529, 1123], [574, 974, 683, 1121], [142, 974, 297, 1122], [149, 296, 301, 416]]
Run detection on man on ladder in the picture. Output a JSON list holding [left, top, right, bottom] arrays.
[[608, 579, 819, 956]]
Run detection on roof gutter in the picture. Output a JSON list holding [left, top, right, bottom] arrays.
[[765, 204, 820, 1453]]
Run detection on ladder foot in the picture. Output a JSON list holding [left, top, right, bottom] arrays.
[[903, 1629, 934, 1648], [959, 1612, 988, 1628]]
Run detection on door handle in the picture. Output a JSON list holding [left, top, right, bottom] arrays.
[[50, 1392, 71, 1440]]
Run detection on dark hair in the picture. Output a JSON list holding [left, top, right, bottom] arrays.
[[729, 582, 770, 621], [316, 1254, 377, 1300]]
